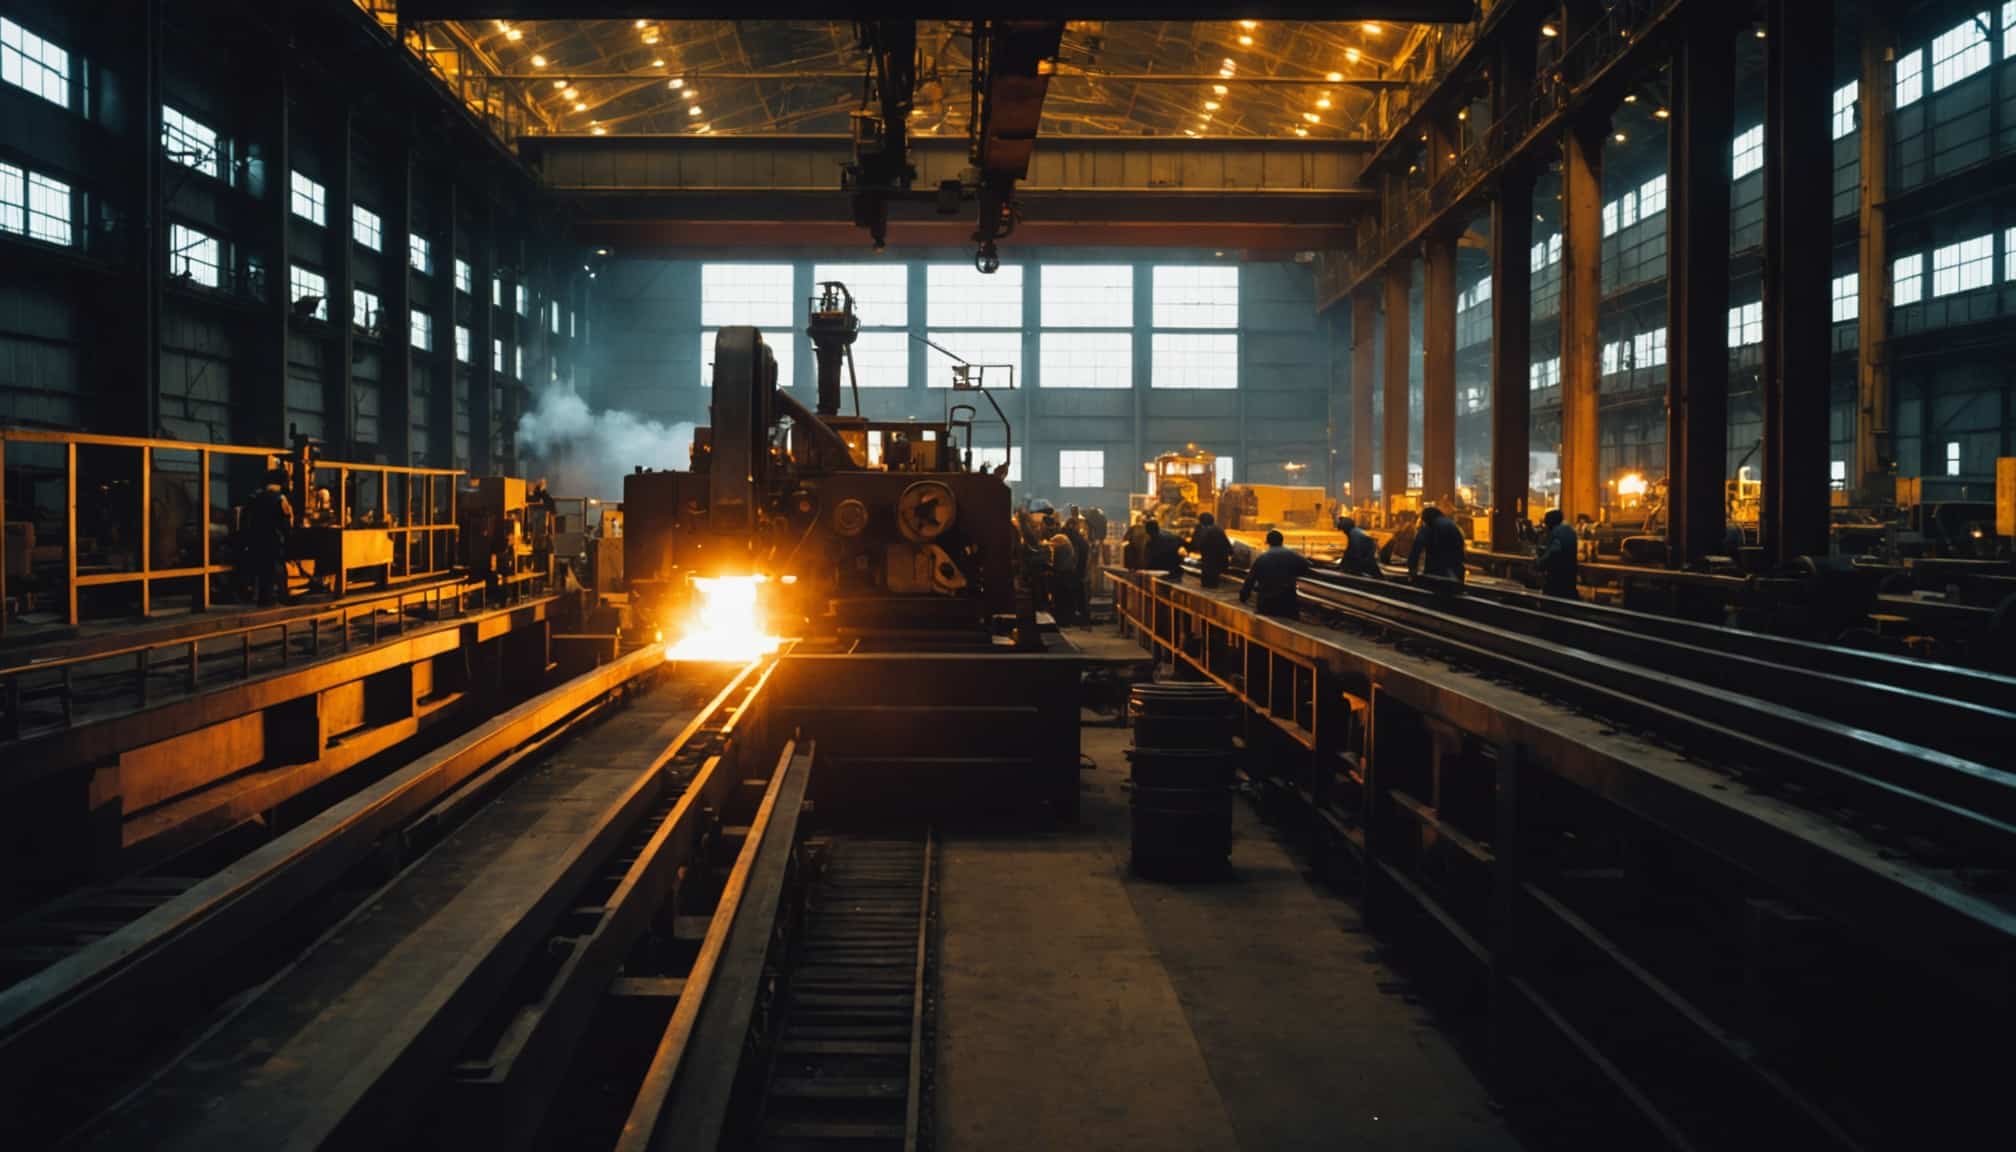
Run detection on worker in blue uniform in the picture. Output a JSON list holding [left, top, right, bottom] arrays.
[[1334, 515, 1382, 579], [1407, 506, 1468, 584], [1240, 530, 1312, 619], [1534, 508, 1580, 598]]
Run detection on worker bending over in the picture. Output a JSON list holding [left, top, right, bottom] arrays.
[[1534, 508, 1580, 598], [1408, 506, 1468, 584], [1240, 530, 1312, 619], [1187, 512, 1232, 588], [1334, 515, 1381, 579], [1142, 519, 1184, 583]]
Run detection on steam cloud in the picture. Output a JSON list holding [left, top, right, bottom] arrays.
[[516, 380, 694, 502]]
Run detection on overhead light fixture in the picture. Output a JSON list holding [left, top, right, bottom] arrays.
[[1316, 97, 1331, 109], [595, 248, 609, 256], [1364, 22, 1382, 35], [1204, 100, 1220, 110], [531, 55, 547, 68], [635, 19, 647, 28], [1614, 131, 1627, 142], [1755, 26, 1767, 38], [682, 88, 697, 100], [689, 105, 702, 116], [1185, 128, 1199, 136], [1457, 108, 1468, 120], [591, 126, 607, 136], [1623, 93, 1637, 103], [1222, 58, 1236, 69], [1304, 111, 1321, 123], [643, 31, 659, 45], [1327, 70, 1344, 81], [1541, 23, 1559, 37], [563, 87, 579, 100], [1240, 19, 1258, 30], [575, 101, 588, 112], [1213, 83, 1228, 94], [1219, 67, 1234, 78], [1238, 34, 1254, 46], [1447, 150, 1456, 160], [1294, 126, 1309, 137], [652, 58, 666, 68], [505, 28, 522, 42], [552, 79, 566, 89], [1345, 48, 1361, 63], [670, 76, 685, 89], [1654, 107, 1670, 119], [1408, 163, 1418, 174]]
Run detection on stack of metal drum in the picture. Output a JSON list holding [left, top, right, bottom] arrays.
[[1126, 682, 1239, 878]]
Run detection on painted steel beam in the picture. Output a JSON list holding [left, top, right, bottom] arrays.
[[1382, 261, 1412, 510], [397, 2, 1477, 20], [1559, 120, 1603, 526], [1351, 288, 1378, 511]]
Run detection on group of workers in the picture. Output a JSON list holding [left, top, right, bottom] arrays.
[[1016, 501, 1107, 626]]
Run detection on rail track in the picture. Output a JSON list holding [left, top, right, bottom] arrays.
[[0, 642, 836, 1150]]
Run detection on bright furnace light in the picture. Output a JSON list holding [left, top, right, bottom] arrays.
[[664, 575, 783, 663], [1616, 472, 1648, 498]]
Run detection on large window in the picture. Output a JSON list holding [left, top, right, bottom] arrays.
[[2007, 2, 2016, 56], [846, 331, 909, 388], [1930, 14, 1991, 91], [1831, 272, 1858, 324], [1, 163, 71, 246], [1, 17, 69, 108], [972, 445, 1022, 482], [1831, 82, 1858, 141], [290, 171, 326, 226], [410, 235, 432, 275], [169, 223, 222, 288], [1731, 125, 1765, 180], [701, 264, 793, 327], [1152, 266, 1238, 328], [411, 309, 433, 352], [1058, 449, 1105, 489], [924, 330, 1021, 388], [549, 300, 560, 335], [455, 258, 472, 294], [455, 324, 471, 364], [492, 275, 502, 309], [1893, 252, 1924, 306], [163, 107, 222, 179], [927, 264, 1022, 327], [1531, 234, 1563, 271], [2006, 227, 2016, 281], [1946, 440, 1962, 477], [702, 328, 796, 390], [1529, 357, 1559, 391], [1632, 327, 1667, 368], [1041, 265, 1133, 328], [812, 263, 906, 327], [352, 205, 382, 251], [1727, 301, 1762, 348], [1601, 340, 1627, 376], [1151, 333, 1237, 389], [1639, 174, 1666, 218], [354, 287, 381, 332], [516, 283, 529, 318], [494, 338, 505, 373], [1040, 332, 1132, 389], [1896, 48, 1924, 108], [289, 264, 328, 320], [1932, 234, 1994, 296]]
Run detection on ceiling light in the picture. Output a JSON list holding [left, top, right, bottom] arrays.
[[1185, 128, 1199, 137], [552, 79, 567, 89], [1614, 131, 1627, 142], [652, 58, 666, 68], [642, 31, 659, 45], [563, 87, 578, 100], [1219, 68, 1234, 78], [1755, 27, 1767, 38], [689, 105, 702, 116], [1304, 112, 1321, 123], [1213, 83, 1229, 95], [1238, 34, 1253, 46], [634, 19, 647, 28], [505, 28, 522, 41], [1654, 107, 1670, 119], [1240, 19, 1258, 30], [1326, 71, 1344, 82], [1316, 97, 1331, 109], [1457, 108, 1468, 120], [531, 55, 547, 68], [1198, 113, 1212, 122], [591, 126, 607, 136], [493, 20, 508, 32], [595, 248, 609, 255], [682, 89, 697, 100], [1294, 126, 1309, 137], [1204, 100, 1220, 110], [574, 101, 588, 112], [1447, 151, 1456, 160], [1408, 164, 1418, 174], [699, 123, 711, 133], [1623, 93, 1637, 103], [1345, 48, 1361, 63], [670, 77, 685, 89], [1541, 23, 1559, 37], [1364, 22, 1382, 36]]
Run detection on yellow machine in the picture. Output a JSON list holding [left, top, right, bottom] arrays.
[[1135, 446, 1218, 532]]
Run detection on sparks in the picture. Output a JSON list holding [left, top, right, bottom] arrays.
[[664, 575, 783, 663]]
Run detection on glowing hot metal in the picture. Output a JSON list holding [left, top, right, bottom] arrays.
[[664, 575, 784, 662]]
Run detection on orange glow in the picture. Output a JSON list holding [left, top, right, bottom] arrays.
[[664, 576, 784, 662]]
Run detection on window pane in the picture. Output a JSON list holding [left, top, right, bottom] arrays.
[[410, 235, 432, 274], [1040, 332, 1133, 388], [1831, 82, 1858, 140], [971, 445, 1021, 482], [455, 325, 471, 363], [701, 263, 793, 327], [1731, 125, 1764, 180], [455, 258, 472, 294], [411, 309, 432, 351], [25, 171, 70, 245], [1893, 253, 1923, 306], [290, 171, 326, 225], [927, 264, 1022, 327], [1831, 272, 1858, 323], [1896, 49, 1923, 108], [1151, 333, 1238, 389], [169, 223, 222, 287], [1058, 449, 1105, 488], [354, 288, 380, 331], [0, 162, 25, 235], [1, 17, 70, 108], [847, 330, 909, 387], [1041, 265, 1133, 327], [1931, 234, 1994, 296], [1930, 14, 1991, 91], [702, 329, 796, 390], [289, 264, 328, 320], [924, 331, 1021, 388], [812, 263, 907, 327], [1152, 265, 1238, 328], [162, 107, 222, 179], [1639, 174, 1666, 216], [352, 205, 381, 251]]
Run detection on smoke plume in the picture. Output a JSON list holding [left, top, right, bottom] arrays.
[[516, 380, 695, 502]]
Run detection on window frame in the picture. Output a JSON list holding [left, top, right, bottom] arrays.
[[169, 222, 223, 288], [0, 17, 71, 108], [162, 106, 224, 180], [288, 264, 329, 320], [1040, 265, 1134, 329], [289, 171, 327, 226], [1058, 448, 1106, 489]]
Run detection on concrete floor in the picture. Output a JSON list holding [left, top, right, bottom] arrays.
[[935, 634, 1520, 1151]]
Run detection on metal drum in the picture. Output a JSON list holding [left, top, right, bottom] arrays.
[[1127, 682, 1238, 879]]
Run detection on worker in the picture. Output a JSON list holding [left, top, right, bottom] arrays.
[[1122, 517, 1148, 570], [1335, 515, 1381, 579], [242, 468, 294, 607], [1143, 519, 1184, 583], [1534, 508, 1580, 598], [1240, 530, 1311, 620], [1048, 532, 1082, 626], [1408, 506, 1468, 584], [1083, 505, 1108, 556], [1063, 510, 1092, 620], [1186, 512, 1232, 588]]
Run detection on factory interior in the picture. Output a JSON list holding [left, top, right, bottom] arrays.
[[1, 1, 2012, 1148]]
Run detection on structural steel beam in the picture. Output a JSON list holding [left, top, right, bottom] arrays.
[[1854, 0, 1892, 500], [1351, 287, 1378, 512], [1762, 0, 1833, 563], [397, 2, 1476, 20], [1422, 230, 1458, 508], [1491, 165, 1534, 544], [1559, 120, 1604, 526], [1382, 261, 1412, 510], [1666, 12, 1736, 565]]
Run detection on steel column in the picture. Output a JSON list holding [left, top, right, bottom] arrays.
[[472, 199, 497, 476], [1382, 261, 1412, 511], [1559, 120, 1604, 525], [1666, 13, 1737, 564], [430, 180, 459, 468], [1761, 0, 1834, 563], [1491, 165, 1535, 545], [259, 55, 292, 448], [1854, 1, 1892, 500], [1422, 229, 1458, 508], [327, 104, 355, 459], [131, 0, 164, 438], [1351, 286, 1378, 511], [384, 137, 414, 467]]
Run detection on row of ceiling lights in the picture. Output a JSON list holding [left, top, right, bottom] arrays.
[[1184, 20, 1384, 140], [494, 19, 711, 134]]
